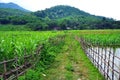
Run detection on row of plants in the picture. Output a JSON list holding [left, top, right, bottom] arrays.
[[83, 34, 120, 46], [0, 31, 65, 61], [79, 30, 120, 47]]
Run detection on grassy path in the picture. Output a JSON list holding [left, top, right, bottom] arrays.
[[40, 33, 105, 80]]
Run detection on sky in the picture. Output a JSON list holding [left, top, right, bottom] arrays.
[[0, 0, 120, 20]]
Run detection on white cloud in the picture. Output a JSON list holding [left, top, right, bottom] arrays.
[[0, 0, 120, 20]]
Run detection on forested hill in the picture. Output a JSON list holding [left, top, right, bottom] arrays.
[[0, 8, 30, 17], [0, 2, 30, 12], [33, 5, 119, 30], [34, 5, 91, 19], [0, 3, 120, 30]]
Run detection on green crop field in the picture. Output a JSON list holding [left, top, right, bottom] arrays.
[[0, 31, 65, 61], [80, 30, 120, 47], [0, 30, 119, 80]]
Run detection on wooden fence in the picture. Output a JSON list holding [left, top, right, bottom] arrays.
[[0, 46, 42, 80], [80, 37, 120, 80]]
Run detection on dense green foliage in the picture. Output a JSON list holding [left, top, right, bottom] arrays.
[[18, 36, 65, 80], [0, 31, 64, 61], [33, 5, 120, 30], [40, 35, 65, 65], [0, 8, 30, 17], [34, 5, 90, 19], [0, 3, 120, 30], [0, 25, 31, 31], [0, 8, 39, 25]]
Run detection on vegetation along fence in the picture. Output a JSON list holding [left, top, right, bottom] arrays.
[[0, 46, 42, 80], [80, 37, 120, 80]]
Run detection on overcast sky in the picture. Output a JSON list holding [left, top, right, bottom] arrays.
[[0, 0, 120, 20]]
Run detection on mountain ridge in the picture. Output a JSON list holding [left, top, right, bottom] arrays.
[[34, 5, 93, 19], [0, 3, 119, 30], [0, 2, 30, 12]]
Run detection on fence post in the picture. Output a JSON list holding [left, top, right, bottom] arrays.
[[95, 47, 97, 67], [107, 48, 110, 79], [112, 48, 115, 80], [97, 46, 100, 69], [84, 38, 86, 51], [119, 71, 120, 80], [101, 48, 103, 72], [15, 57, 18, 79], [3, 60, 7, 80], [104, 47, 107, 78], [24, 48, 27, 68]]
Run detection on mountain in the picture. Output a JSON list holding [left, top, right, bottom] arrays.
[[0, 2, 30, 12], [34, 5, 102, 19], [33, 5, 110, 29], [0, 4, 119, 30], [0, 3, 37, 25], [33, 5, 120, 30], [0, 3, 32, 20]]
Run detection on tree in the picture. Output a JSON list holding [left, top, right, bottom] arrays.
[[0, 18, 10, 24]]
